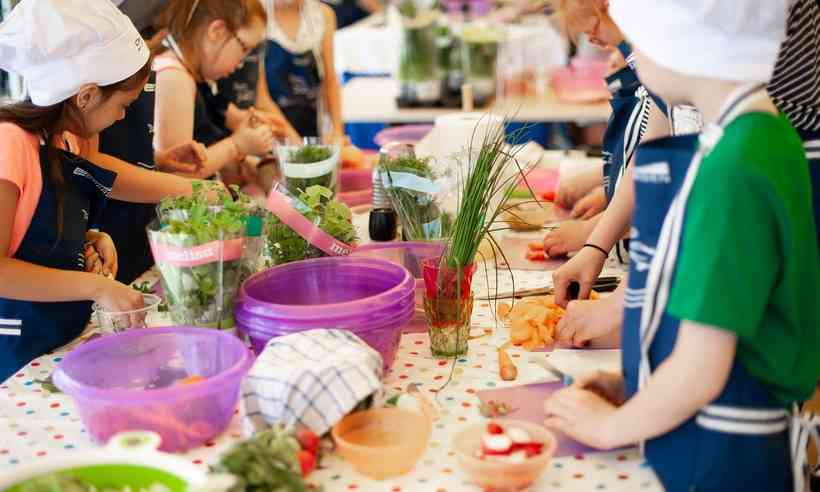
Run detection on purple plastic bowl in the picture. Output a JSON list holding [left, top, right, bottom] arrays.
[[53, 326, 253, 452], [236, 257, 415, 369]]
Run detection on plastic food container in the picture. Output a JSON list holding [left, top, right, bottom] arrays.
[[551, 65, 609, 103], [374, 125, 434, 148], [236, 257, 415, 370], [93, 293, 162, 334], [332, 408, 432, 480], [453, 420, 557, 490], [339, 168, 373, 208], [0, 432, 211, 492], [53, 327, 254, 452]]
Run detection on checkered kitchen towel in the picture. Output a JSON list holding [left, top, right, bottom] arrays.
[[242, 329, 384, 436]]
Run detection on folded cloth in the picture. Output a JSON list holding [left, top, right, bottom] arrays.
[[242, 329, 384, 436]]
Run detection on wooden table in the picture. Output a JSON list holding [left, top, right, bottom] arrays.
[[343, 77, 612, 125]]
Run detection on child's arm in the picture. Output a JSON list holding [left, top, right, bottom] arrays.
[[544, 320, 736, 449], [0, 180, 143, 312], [154, 68, 260, 178], [256, 59, 302, 144], [320, 4, 344, 140]]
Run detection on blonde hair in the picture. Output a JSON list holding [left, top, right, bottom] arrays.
[[157, 0, 266, 81]]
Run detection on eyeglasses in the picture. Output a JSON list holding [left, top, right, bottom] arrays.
[[232, 32, 253, 57]]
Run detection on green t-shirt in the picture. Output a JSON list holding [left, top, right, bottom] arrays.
[[667, 112, 820, 405]]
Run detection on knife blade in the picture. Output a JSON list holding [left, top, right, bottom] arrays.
[[530, 356, 573, 386], [477, 276, 620, 301]]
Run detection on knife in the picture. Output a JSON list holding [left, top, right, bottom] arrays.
[[530, 356, 574, 386], [477, 276, 620, 301]]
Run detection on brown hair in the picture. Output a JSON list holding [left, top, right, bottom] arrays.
[[0, 57, 152, 242], [157, 0, 267, 82], [548, 0, 608, 44]]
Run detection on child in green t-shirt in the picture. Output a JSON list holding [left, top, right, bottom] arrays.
[[543, 1, 820, 491]]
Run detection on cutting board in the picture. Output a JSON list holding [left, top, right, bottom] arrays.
[[495, 236, 567, 271]]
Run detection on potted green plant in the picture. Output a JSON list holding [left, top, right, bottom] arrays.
[[461, 26, 502, 104]]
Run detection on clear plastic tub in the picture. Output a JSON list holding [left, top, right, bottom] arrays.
[[53, 327, 253, 452], [235, 257, 415, 369], [93, 293, 162, 334]]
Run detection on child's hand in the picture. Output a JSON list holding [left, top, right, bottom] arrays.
[[93, 278, 144, 318], [544, 386, 619, 450], [248, 109, 288, 139], [233, 118, 275, 157], [571, 186, 606, 219], [552, 246, 608, 307], [156, 140, 207, 175], [556, 297, 623, 347], [543, 220, 592, 258], [555, 178, 586, 209], [572, 370, 625, 406], [85, 231, 118, 278]]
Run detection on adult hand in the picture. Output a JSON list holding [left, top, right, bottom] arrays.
[[155, 140, 207, 175], [552, 246, 608, 307]]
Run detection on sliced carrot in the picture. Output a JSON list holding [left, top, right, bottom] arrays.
[[177, 375, 206, 386], [527, 243, 544, 252], [526, 250, 546, 261]]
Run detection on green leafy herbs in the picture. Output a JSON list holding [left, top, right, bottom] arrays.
[[283, 146, 337, 196], [16, 475, 171, 492], [437, 118, 535, 298], [150, 183, 250, 329], [266, 185, 357, 265], [380, 153, 446, 240], [288, 146, 332, 164], [211, 426, 310, 492], [398, 2, 438, 84]]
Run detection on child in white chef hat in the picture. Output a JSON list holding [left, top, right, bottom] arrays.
[[0, 0, 209, 380], [544, 1, 820, 491]]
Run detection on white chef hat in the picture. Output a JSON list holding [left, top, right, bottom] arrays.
[[609, 0, 788, 83], [0, 0, 150, 107]]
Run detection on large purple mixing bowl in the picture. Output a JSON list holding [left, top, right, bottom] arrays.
[[53, 327, 253, 452], [236, 257, 415, 369]]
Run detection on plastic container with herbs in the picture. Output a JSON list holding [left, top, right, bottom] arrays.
[[397, 0, 441, 105], [149, 184, 248, 330], [265, 184, 357, 265], [277, 138, 341, 197], [461, 26, 502, 104]]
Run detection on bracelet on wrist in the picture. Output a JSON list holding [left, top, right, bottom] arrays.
[[583, 243, 610, 257]]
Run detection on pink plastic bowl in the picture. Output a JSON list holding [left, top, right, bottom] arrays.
[[374, 125, 434, 148], [339, 168, 373, 207], [53, 326, 253, 452]]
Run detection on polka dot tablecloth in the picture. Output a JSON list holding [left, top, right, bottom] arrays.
[[0, 261, 662, 491]]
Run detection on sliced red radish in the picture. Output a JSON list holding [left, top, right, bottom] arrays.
[[507, 427, 531, 444], [482, 434, 512, 454], [508, 450, 528, 464], [486, 422, 504, 435]]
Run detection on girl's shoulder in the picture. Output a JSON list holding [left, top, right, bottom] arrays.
[[153, 52, 189, 75], [0, 123, 39, 149]]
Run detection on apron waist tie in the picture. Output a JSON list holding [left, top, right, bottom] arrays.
[[696, 404, 789, 435], [791, 403, 820, 492]]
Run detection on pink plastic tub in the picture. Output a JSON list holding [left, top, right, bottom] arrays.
[[236, 257, 415, 370], [53, 327, 253, 452], [551, 57, 610, 103], [374, 125, 434, 148], [339, 168, 373, 207]]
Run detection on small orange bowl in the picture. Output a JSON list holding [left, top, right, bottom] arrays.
[[332, 408, 432, 480], [453, 420, 557, 491]]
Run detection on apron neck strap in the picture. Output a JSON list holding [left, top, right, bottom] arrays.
[[699, 82, 768, 153]]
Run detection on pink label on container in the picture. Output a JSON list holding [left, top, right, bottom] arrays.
[[266, 188, 353, 257], [150, 238, 244, 267]]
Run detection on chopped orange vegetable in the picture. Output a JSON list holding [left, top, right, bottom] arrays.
[[177, 375, 206, 386]]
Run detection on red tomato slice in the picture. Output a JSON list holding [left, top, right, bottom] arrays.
[[527, 243, 544, 252]]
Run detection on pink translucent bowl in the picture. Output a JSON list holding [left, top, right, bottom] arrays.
[[339, 168, 373, 207], [53, 327, 253, 452], [551, 66, 609, 103]]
